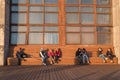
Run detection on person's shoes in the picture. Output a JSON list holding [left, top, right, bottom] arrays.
[[111, 60, 113, 63], [103, 60, 106, 63]]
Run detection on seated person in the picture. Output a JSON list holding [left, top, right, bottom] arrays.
[[106, 48, 114, 63], [97, 47, 107, 63], [76, 48, 83, 64], [82, 48, 89, 64]]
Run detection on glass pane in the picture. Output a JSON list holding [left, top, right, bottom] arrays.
[[30, 0, 43, 4], [45, 7, 58, 12], [11, 33, 26, 44], [81, 33, 95, 44], [81, 14, 94, 24], [66, 7, 79, 12], [66, 27, 80, 32], [80, 7, 94, 12], [97, 14, 110, 24], [97, 27, 112, 32], [11, 6, 26, 11], [97, 33, 112, 44], [11, 26, 26, 32], [97, 8, 110, 13], [45, 13, 58, 24], [66, 0, 79, 4], [29, 33, 43, 44], [45, 27, 58, 31], [81, 27, 94, 32], [29, 7, 43, 11], [81, 0, 93, 4], [45, 0, 58, 4], [11, 13, 26, 24], [29, 27, 43, 31], [97, 0, 110, 5], [66, 33, 80, 44], [12, 0, 26, 4], [66, 14, 79, 24], [44, 33, 58, 44], [29, 13, 43, 24]]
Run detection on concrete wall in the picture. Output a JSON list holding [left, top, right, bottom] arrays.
[[113, 0, 120, 64], [0, 0, 5, 65]]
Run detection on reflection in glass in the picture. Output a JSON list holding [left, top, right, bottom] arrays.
[[81, 0, 93, 4], [81, 14, 94, 24], [81, 33, 95, 44], [45, 0, 58, 4], [80, 7, 94, 12], [66, 0, 79, 4], [29, 33, 43, 44], [45, 14, 58, 24], [66, 27, 80, 32], [12, 0, 26, 4], [12, 6, 26, 11], [97, 27, 112, 32], [29, 13, 43, 24], [97, 0, 110, 5], [44, 33, 58, 44], [97, 14, 110, 24], [11, 26, 26, 32], [97, 33, 112, 44], [29, 7, 43, 11], [45, 27, 58, 31], [11, 13, 26, 24], [96, 8, 110, 13], [67, 33, 80, 44], [66, 14, 79, 24], [30, 0, 43, 4], [66, 7, 79, 12], [29, 27, 43, 31], [45, 7, 58, 12], [11, 33, 26, 44]]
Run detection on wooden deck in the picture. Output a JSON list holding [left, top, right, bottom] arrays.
[[0, 65, 120, 80]]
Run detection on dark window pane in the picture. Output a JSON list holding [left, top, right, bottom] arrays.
[[11, 13, 26, 24], [81, 0, 93, 4], [97, 27, 112, 32], [66, 33, 80, 44], [81, 33, 95, 44], [45, 13, 58, 24], [29, 13, 43, 24], [45, 0, 58, 4], [11, 33, 26, 44], [29, 33, 43, 44], [81, 14, 94, 24], [66, 0, 79, 4], [97, 33, 112, 44], [97, 14, 110, 24], [11, 6, 26, 11], [66, 14, 79, 24], [66, 7, 79, 12], [30, 0, 43, 4], [97, 0, 110, 5], [80, 7, 94, 12], [44, 33, 58, 44]]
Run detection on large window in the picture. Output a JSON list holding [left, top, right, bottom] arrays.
[[10, 0, 58, 45], [10, 0, 112, 45], [66, 0, 112, 45]]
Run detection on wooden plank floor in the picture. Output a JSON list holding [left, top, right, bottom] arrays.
[[0, 65, 120, 80]]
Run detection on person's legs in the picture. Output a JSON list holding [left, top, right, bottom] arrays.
[[99, 54, 106, 62]]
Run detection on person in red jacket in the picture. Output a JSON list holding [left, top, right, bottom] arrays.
[[48, 49, 55, 64]]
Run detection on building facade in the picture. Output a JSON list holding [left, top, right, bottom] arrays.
[[0, 0, 120, 65]]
